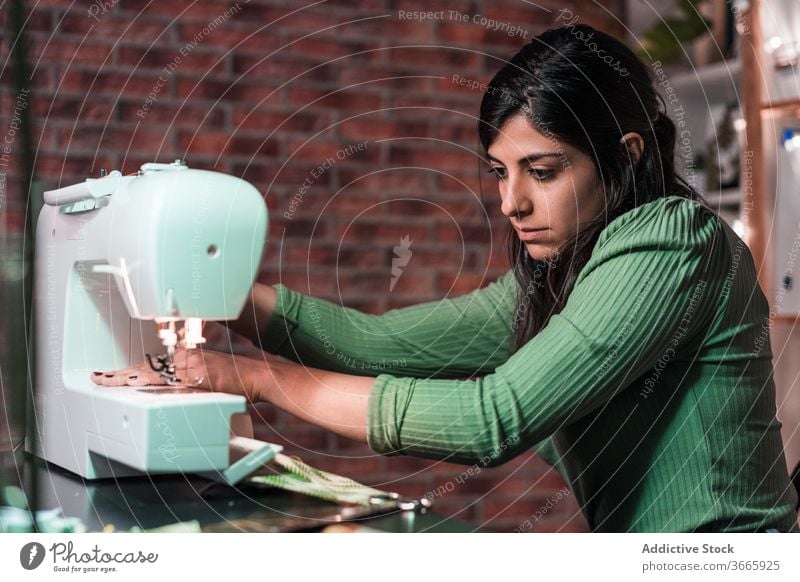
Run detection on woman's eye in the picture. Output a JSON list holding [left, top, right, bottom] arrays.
[[529, 168, 554, 181], [487, 166, 507, 180]]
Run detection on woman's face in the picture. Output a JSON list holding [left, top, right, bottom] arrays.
[[486, 114, 605, 261]]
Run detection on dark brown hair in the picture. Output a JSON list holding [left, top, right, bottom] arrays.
[[478, 25, 704, 350]]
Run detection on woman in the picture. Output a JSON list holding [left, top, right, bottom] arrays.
[[95, 25, 799, 532]]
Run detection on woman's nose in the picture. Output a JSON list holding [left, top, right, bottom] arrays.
[[500, 183, 533, 218]]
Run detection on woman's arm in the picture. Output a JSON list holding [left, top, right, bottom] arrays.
[[360, 200, 728, 466], [258, 360, 374, 442], [237, 271, 519, 379], [226, 282, 278, 343]]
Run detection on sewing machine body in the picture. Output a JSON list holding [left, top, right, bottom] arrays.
[[28, 162, 269, 479]]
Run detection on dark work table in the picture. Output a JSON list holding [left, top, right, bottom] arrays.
[[9, 454, 473, 533]]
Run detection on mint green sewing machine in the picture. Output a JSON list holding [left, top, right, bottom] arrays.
[[29, 161, 280, 483]]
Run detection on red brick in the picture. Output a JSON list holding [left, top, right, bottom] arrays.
[[257, 424, 333, 451], [178, 131, 279, 157], [321, 193, 384, 216], [393, 0, 475, 14], [232, 54, 336, 81], [118, 101, 226, 127], [338, 168, 430, 192], [436, 21, 491, 44], [234, 164, 335, 193], [482, 5, 552, 30], [401, 246, 478, 270], [381, 45, 482, 71], [483, 28, 532, 50], [437, 272, 493, 295], [56, 69, 157, 97], [287, 139, 377, 164], [117, 1, 249, 21], [117, 46, 226, 74], [287, 86, 383, 112], [327, 434, 378, 455], [226, 81, 284, 105], [2, 210, 28, 232], [286, 245, 385, 269], [435, 221, 493, 245], [271, 217, 329, 240], [384, 197, 480, 220], [435, 73, 491, 97], [486, 246, 512, 270], [341, 271, 435, 296], [389, 94, 473, 113], [281, 34, 376, 63], [55, 126, 168, 152], [177, 24, 282, 53], [339, 118, 429, 141], [233, 4, 336, 33], [257, 269, 333, 296], [335, 18, 434, 42], [175, 77, 237, 101], [60, 13, 168, 40], [30, 37, 114, 66], [338, 222, 430, 244], [337, 68, 434, 93], [437, 171, 485, 195], [436, 122, 480, 145], [388, 145, 477, 172], [232, 108, 332, 135], [381, 455, 439, 474], [321, 0, 385, 9], [38, 155, 117, 185]]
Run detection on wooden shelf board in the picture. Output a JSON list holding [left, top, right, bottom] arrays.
[[762, 98, 800, 115]]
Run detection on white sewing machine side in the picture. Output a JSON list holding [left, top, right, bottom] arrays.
[[28, 166, 268, 479]]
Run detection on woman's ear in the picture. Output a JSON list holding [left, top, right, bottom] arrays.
[[619, 132, 645, 165]]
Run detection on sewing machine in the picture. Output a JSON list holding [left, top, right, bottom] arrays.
[[27, 160, 279, 481]]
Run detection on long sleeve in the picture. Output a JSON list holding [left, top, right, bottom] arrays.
[[260, 270, 518, 377], [367, 197, 727, 466]]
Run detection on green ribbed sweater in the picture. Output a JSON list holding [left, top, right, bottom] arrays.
[[263, 196, 799, 532]]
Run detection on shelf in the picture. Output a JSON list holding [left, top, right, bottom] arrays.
[[762, 97, 800, 115], [669, 59, 742, 103]]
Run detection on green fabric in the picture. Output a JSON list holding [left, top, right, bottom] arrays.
[[250, 453, 390, 507], [263, 196, 799, 532]]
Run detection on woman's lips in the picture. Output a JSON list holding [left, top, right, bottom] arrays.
[[515, 227, 548, 241]]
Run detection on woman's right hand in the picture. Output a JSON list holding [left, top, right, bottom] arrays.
[[89, 346, 276, 403]]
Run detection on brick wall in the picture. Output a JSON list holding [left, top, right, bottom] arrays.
[[1, 0, 626, 532]]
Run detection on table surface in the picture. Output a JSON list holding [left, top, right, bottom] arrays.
[[9, 455, 474, 533]]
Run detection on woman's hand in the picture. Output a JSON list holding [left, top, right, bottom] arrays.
[[90, 346, 376, 443], [90, 347, 274, 403]]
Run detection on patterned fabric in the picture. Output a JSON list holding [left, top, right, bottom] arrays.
[[251, 454, 390, 507]]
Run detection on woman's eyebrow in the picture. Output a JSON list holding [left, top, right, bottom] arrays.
[[486, 152, 562, 165]]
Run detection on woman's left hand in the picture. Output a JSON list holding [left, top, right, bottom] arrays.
[[90, 347, 273, 403]]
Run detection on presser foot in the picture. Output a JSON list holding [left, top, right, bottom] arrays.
[[145, 352, 182, 385]]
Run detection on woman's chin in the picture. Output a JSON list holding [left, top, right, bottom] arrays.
[[524, 242, 558, 262]]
